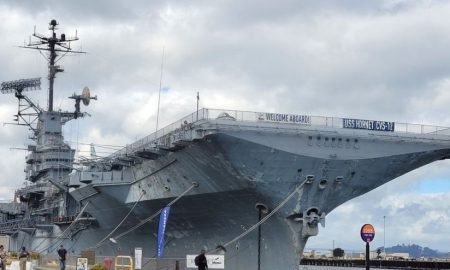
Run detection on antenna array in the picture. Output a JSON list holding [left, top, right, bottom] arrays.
[[1, 78, 41, 94]]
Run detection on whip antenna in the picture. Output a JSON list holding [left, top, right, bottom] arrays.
[[155, 46, 165, 138]]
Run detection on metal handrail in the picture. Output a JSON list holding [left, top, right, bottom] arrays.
[[108, 108, 450, 158], [15, 182, 49, 195], [202, 108, 450, 136]]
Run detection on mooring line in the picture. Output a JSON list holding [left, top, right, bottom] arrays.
[[94, 182, 198, 249], [219, 179, 307, 250], [37, 202, 90, 253]]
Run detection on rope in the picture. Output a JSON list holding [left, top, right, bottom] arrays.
[[19, 234, 26, 250], [32, 233, 49, 251], [67, 232, 82, 251], [219, 179, 307, 250], [95, 182, 198, 249], [90, 190, 146, 249], [37, 202, 90, 253]]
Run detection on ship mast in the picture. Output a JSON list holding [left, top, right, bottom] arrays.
[[26, 19, 85, 111], [0, 20, 97, 237], [1, 19, 92, 132], [48, 20, 58, 112]]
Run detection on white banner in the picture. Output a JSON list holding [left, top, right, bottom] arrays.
[[186, 254, 225, 269], [134, 248, 142, 270], [258, 112, 311, 125]]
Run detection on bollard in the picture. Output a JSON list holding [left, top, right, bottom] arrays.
[[175, 260, 179, 270], [104, 257, 113, 270]]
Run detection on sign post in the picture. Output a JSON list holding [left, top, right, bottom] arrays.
[[360, 224, 375, 270]]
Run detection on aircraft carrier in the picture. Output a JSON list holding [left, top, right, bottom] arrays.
[[1, 20, 450, 270]]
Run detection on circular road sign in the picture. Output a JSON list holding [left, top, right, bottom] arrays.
[[360, 224, 375, 243]]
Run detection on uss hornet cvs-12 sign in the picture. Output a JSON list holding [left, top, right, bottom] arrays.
[[343, 118, 395, 132], [258, 113, 311, 125]]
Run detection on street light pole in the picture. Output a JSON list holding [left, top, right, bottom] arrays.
[[255, 203, 269, 270], [383, 216, 386, 258]]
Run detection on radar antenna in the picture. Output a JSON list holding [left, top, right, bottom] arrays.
[[1, 78, 41, 95], [20, 19, 86, 111], [69, 87, 98, 118], [1, 78, 42, 132]]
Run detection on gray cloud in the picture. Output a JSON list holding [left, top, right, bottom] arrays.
[[307, 162, 450, 251]]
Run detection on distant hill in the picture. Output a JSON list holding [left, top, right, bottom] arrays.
[[376, 244, 448, 258]]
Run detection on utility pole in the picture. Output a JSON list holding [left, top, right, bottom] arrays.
[[383, 216, 386, 258]]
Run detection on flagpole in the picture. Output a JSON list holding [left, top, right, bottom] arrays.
[[196, 91, 199, 121], [155, 46, 165, 139]]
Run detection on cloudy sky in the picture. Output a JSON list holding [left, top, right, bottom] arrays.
[[1, 0, 450, 252]]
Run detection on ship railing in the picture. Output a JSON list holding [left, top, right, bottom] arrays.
[[16, 182, 50, 196], [0, 218, 36, 232], [202, 108, 450, 136], [110, 109, 208, 158], [109, 108, 450, 158], [53, 215, 76, 224], [0, 202, 26, 214]]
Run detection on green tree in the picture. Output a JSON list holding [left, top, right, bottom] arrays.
[[333, 248, 345, 258]]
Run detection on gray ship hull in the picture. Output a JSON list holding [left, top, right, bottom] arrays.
[[15, 128, 450, 270]]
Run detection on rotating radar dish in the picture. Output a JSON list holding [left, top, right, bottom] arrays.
[[81, 86, 91, 106]]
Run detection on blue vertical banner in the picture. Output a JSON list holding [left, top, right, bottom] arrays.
[[157, 206, 171, 257]]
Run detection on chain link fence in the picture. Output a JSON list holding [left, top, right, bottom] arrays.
[[36, 254, 188, 270]]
